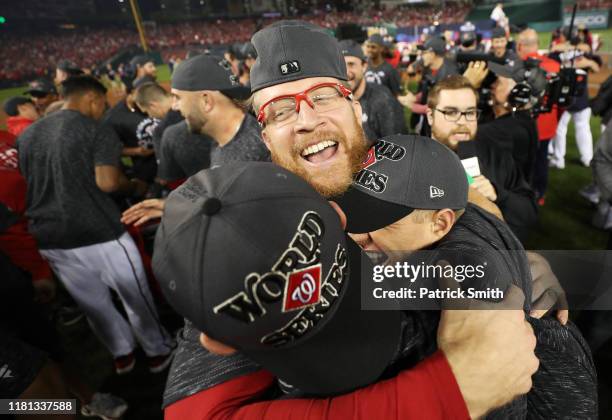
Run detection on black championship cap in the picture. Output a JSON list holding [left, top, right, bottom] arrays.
[[491, 26, 507, 39], [250, 20, 348, 93], [24, 78, 57, 96], [335, 134, 469, 234], [3, 96, 32, 116], [338, 39, 367, 61], [417, 36, 447, 55], [152, 162, 401, 395], [367, 33, 385, 46], [171, 54, 249, 99]]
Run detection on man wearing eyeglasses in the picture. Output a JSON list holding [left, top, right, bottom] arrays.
[[427, 75, 537, 242], [161, 21, 540, 420]]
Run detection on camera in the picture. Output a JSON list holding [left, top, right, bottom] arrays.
[[536, 65, 587, 114]]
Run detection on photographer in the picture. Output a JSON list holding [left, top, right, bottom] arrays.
[[477, 60, 540, 186], [517, 28, 561, 202]]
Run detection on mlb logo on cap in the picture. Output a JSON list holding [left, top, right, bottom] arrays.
[[280, 61, 301, 75]]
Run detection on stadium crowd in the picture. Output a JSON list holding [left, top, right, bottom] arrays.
[[1, 3, 611, 420], [0, 4, 471, 85]]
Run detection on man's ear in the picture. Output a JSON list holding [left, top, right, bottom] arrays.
[[426, 107, 434, 126], [260, 129, 272, 151], [199, 333, 237, 356], [200, 91, 213, 113], [351, 98, 363, 122], [432, 208, 456, 239], [328, 201, 347, 230]]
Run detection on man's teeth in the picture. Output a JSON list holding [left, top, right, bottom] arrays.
[[301, 140, 337, 157]]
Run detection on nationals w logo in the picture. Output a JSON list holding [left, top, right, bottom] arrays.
[[284, 265, 322, 312]]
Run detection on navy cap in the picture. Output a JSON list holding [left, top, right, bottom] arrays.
[[152, 161, 401, 395], [417, 36, 447, 55], [491, 27, 506, 39], [335, 135, 469, 234], [250, 20, 348, 93], [130, 55, 154, 68], [24, 78, 57, 96], [367, 33, 385, 46], [338, 39, 367, 61], [57, 60, 83, 75], [171, 54, 249, 99], [3, 96, 33, 117]]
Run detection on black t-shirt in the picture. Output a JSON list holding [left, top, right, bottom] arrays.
[[17, 110, 125, 249], [102, 100, 158, 182], [477, 111, 538, 184], [365, 61, 401, 96], [359, 83, 407, 144], [210, 114, 270, 166], [157, 121, 213, 181], [153, 110, 184, 159]]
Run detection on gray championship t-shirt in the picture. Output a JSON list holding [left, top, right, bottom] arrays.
[[17, 109, 125, 249], [364, 61, 401, 96], [359, 83, 407, 144], [157, 121, 214, 181], [210, 113, 270, 166]]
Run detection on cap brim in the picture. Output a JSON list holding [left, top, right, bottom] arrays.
[[416, 45, 426, 51], [334, 186, 414, 234], [487, 61, 515, 79], [244, 239, 401, 396], [220, 85, 252, 100]]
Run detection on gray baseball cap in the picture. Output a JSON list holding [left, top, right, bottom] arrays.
[[335, 134, 469, 234], [171, 54, 249, 99], [250, 20, 348, 93], [417, 36, 447, 55], [152, 161, 401, 395], [491, 26, 506, 39], [338, 39, 367, 61], [488, 59, 526, 82]]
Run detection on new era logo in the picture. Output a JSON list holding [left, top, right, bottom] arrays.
[[0, 364, 13, 379], [283, 265, 322, 312], [430, 186, 445, 198], [280, 61, 300, 75]]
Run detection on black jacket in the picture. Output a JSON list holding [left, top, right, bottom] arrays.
[[457, 139, 538, 243]]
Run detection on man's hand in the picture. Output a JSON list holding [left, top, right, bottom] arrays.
[[526, 251, 569, 324], [438, 286, 539, 419], [463, 61, 489, 89], [397, 92, 416, 108], [467, 188, 503, 220], [121, 198, 165, 226], [470, 175, 497, 202], [33, 278, 56, 304]]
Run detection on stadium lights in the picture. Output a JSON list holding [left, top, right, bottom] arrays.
[[0, 16, 6, 24]]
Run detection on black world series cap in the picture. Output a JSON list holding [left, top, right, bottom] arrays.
[[171, 54, 250, 99], [152, 162, 401, 395], [417, 36, 447, 55], [250, 20, 348, 93], [335, 134, 469, 234]]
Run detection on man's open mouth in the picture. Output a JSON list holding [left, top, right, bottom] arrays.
[[300, 140, 339, 164]]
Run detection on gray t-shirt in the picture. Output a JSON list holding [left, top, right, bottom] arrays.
[[17, 109, 125, 249], [210, 113, 270, 166], [157, 121, 213, 181], [365, 61, 401, 96]]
